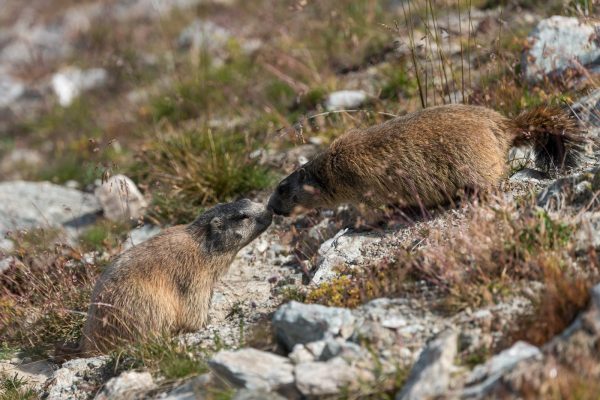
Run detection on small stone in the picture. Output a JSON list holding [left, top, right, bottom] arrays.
[[123, 225, 161, 250], [462, 341, 542, 398], [325, 90, 368, 111], [209, 348, 295, 393], [294, 357, 373, 397], [272, 301, 356, 351], [95, 175, 147, 222], [95, 371, 155, 400], [395, 330, 458, 400], [232, 389, 287, 400], [51, 67, 108, 107], [509, 168, 548, 183]]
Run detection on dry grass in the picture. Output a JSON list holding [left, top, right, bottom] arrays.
[[307, 195, 598, 345]]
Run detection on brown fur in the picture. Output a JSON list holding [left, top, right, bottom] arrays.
[[268, 104, 585, 215], [56, 200, 271, 358]]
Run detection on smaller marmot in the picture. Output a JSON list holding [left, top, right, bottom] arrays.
[[57, 199, 272, 357], [268, 104, 586, 215]]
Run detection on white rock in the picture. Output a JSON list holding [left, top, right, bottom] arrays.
[[272, 301, 356, 351], [177, 19, 231, 51], [395, 330, 458, 400], [325, 90, 368, 111], [0, 181, 100, 236], [95, 371, 155, 400], [523, 16, 600, 82], [294, 357, 373, 397], [462, 341, 542, 398], [45, 357, 109, 400], [0, 74, 25, 108], [94, 175, 147, 222], [312, 229, 380, 284], [51, 67, 108, 107], [209, 348, 295, 393]]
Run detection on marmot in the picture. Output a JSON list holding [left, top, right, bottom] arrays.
[[57, 199, 272, 357], [268, 104, 586, 216]]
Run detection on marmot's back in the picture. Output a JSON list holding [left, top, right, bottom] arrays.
[[268, 104, 585, 215]]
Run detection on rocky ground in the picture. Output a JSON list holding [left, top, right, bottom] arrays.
[[1, 0, 599, 399]]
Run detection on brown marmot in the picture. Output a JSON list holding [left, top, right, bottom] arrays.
[[57, 199, 272, 357], [268, 104, 585, 215]]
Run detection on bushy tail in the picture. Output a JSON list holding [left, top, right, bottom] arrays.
[[511, 105, 586, 172]]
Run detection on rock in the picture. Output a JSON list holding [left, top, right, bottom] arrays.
[[94, 175, 147, 222], [232, 389, 287, 400], [0, 238, 14, 253], [538, 169, 598, 211], [294, 357, 373, 397], [571, 88, 600, 128], [0, 181, 101, 236], [0, 73, 25, 108], [95, 371, 155, 400], [123, 225, 162, 250], [461, 341, 542, 398], [272, 301, 356, 351], [325, 90, 368, 111], [51, 67, 108, 107], [312, 229, 380, 284], [44, 357, 109, 400], [523, 16, 600, 82], [509, 168, 548, 183], [158, 374, 213, 399], [209, 348, 296, 395], [0, 255, 19, 274], [0, 360, 55, 390], [395, 330, 458, 400], [177, 19, 231, 52]]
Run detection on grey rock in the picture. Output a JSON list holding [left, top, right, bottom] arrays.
[[461, 341, 542, 398], [537, 169, 598, 210], [44, 357, 109, 400], [51, 67, 108, 107], [294, 357, 374, 397], [312, 229, 380, 284], [0, 360, 55, 390], [94, 174, 147, 222], [209, 348, 295, 393], [395, 330, 458, 400], [0, 74, 25, 108], [509, 168, 548, 183], [272, 301, 356, 351], [571, 88, 600, 128], [177, 19, 231, 52], [95, 371, 155, 400], [157, 374, 213, 400], [325, 90, 368, 111], [507, 147, 535, 171], [523, 16, 600, 82], [123, 225, 162, 250], [0, 181, 101, 236], [233, 389, 287, 400]]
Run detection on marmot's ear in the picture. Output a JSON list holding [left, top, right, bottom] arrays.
[[210, 216, 223, 230], [298, 168, 307, 182]]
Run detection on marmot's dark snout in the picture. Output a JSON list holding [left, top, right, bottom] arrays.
[[267, 193, 290, 216]]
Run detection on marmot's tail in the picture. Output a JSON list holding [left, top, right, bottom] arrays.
[[510, 105, 586, 171]]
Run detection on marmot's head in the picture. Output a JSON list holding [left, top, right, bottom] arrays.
[[268, 165, 328, 216], [191, 199, 272, 252]]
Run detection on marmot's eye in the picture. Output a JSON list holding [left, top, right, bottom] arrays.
[[232, 214, 250, 221]]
